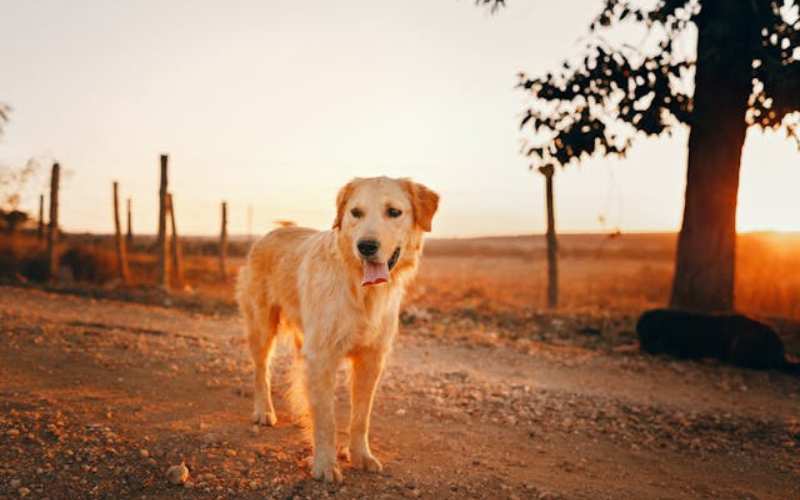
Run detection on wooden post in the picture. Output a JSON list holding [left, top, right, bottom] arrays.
[[113, 182, 130, 284], [167, 193, 184, 288], [157, 154, 168, 248], [37, 194, 45, 240], [126, 198, 133, 246], [219, 201, 228, 282], [47, 163, 60, 281], [538, 165, 558, 309]]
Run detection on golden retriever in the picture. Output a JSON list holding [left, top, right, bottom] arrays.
[[236, 176, 439, 482]]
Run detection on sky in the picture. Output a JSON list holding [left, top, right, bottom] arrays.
[[1, 0, 799, 237]]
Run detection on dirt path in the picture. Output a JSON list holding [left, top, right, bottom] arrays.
[[1, 286, 798, 499]]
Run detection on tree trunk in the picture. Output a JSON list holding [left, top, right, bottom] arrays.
[[113, 181, 130, 284], [219, 201, 228, 282], [538, 165, 558, 309], [47, 163, 60, 281], [669, 0, 757, 312]]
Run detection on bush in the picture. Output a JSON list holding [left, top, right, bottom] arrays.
[[0, 236, 117, 284], [0, 235, 45, 281], [59, 245, 116, 284]]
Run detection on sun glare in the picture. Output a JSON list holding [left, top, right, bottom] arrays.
[[736, 132, 800, 233]]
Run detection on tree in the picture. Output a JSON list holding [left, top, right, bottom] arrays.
[[0, 160, 39, 233], [490, 0, 800, 312]]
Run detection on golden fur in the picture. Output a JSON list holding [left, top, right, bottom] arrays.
[[236, 176, 439, 482]]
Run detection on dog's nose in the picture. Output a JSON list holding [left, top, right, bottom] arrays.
[[357, 239, 380, 258]]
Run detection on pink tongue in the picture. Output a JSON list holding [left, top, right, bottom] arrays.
[[362, 261, 390, 286]]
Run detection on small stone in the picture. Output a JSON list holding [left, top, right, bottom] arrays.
[[166, 463, 189, 485], [18, 487, 31, 497], [139, 449, 150, 458], [225, 449, 237, 457], [6, 429, 20, 438]]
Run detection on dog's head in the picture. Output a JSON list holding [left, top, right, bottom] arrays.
[[333, 177, 439, 286]]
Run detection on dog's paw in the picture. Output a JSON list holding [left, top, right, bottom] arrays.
[[311, 457, 343, 483], [252, 409, 277, 427], [351, 452, 383, 472]]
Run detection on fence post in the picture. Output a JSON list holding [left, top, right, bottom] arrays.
[[219, 201, 228, 282], [126, 197, 133, 246], [38, 193, 45, 240], [113, 182, 131, 284], [539, 165, 558, 309], [157, 154, 168, 248], [167, 193, 184, 288], [47, 163, 60, 281]]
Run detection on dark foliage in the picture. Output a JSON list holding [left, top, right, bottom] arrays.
[[0, 209, 30, 233], [637, 308, 797, 373], [0, 238, 116, 284], [59, 245, 116, 284], [513, 0, 800, 167]]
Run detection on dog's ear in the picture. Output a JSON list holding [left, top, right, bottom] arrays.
[[401, 180, 439, 232], [333, 179, 357, 230]]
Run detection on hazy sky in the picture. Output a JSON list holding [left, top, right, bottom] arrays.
[[1, 0, 798, 237]]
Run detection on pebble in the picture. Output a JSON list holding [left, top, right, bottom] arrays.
[[18, 487, 31, 497], [166, 463, 190, 485], [139, 449, 150, 458]]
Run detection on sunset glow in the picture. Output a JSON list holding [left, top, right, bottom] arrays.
[[1, 0, 798, 237]]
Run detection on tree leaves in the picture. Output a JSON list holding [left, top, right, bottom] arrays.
[[517, 0, 800, 168]]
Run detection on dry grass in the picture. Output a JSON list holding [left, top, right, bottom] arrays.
[[409, 233, 800, 321], [3, 231, 799, 321]]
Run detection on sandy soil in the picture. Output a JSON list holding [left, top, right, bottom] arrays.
[[1, 286, 798, 499]]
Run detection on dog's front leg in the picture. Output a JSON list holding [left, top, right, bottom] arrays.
[[304, 352, 343, 483], [348, 348, 386, 472]]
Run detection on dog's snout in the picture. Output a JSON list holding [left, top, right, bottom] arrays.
[[357, 239, 380, 258]]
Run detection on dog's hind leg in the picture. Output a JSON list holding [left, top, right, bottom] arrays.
[[247, 303, 280, 426]]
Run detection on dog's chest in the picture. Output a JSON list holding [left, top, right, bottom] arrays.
[[351, 286, 403, 347]]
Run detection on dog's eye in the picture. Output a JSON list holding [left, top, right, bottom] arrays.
[[350, 208, 364, 218], [386, 207, 402, 218]]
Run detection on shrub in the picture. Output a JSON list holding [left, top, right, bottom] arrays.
[[0, 235, 45, 281], [59, 245, 116, 284]]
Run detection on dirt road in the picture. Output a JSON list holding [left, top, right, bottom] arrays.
[[1, 286, 798, 499]]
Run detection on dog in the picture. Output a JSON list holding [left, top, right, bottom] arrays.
[[236, 176, 439, 482], [636, 308, 798, 373]]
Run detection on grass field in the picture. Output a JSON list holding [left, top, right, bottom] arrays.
[[4, 231, 800, 321]]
